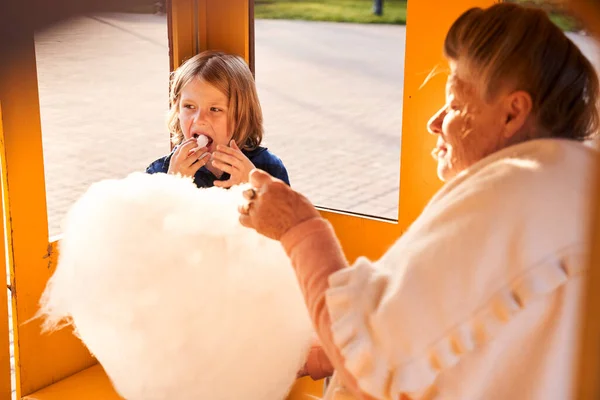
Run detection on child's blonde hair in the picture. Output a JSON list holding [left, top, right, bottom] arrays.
[[167, 50, 263, 150]]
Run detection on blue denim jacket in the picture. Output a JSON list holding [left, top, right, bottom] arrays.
[[146, 146, 290, 188]]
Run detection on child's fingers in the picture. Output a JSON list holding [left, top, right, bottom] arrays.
[[214, 179, 234, 188], [173, 139, 200, 160], [215, 143, 242, 157], [188, 152, 211, 174], [175, 137, 198, 150], [211, 159, 236, 175], [211, 151, 242, 169], [181, 139, 200, 152], [170, 149, 209, 178], [181, 148, 209, 168], [187, 153, 210, 175], [191, 151, 211, 165]]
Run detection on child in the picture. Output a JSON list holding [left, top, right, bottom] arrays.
[[146, 50, 290, 188]]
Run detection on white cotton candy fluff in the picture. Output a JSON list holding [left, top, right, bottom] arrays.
[[196, 134, 209, 148], [37, 172, 314, 400]]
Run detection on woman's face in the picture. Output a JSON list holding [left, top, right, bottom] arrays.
[[427, 62, 511, 181]]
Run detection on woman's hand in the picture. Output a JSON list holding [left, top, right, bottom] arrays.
[[238, 169, 320, 240], [297, 341, 334, 380], [167, 137, 210, 178], [211, 140, 256, 188]]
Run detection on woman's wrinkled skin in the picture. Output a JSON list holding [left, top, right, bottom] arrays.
[[239, 169, 318, 240], [427, 62, 533, 182]]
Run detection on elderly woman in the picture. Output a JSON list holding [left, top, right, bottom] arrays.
[[240, 3, 599, 400]]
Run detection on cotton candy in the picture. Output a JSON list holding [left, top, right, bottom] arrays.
[[196, 134, 209, 148], [37, 172, 314, 400]]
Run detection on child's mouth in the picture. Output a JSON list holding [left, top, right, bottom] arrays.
[[192, 133, 213, 149]]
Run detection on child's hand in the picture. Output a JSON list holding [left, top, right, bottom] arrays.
[[211, 140, 256, 188], [167, 137, 210, 178]]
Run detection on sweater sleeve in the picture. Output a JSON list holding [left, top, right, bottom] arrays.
[[280, 218, 377, 400], [280, 161, 587, 399]]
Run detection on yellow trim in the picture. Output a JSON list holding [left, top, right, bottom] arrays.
[[577, 156, 600, 399], [0, 31, 96, 397], [169, 0, 197, 70], [23, 365, 122, 400], [0, 104, 15, 399], [170, 0, 252, 69], [197, 0, 252, 63], [569, 2, 600, 398]]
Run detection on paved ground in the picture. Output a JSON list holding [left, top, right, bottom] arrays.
[[255, 20, 405, 220], [35, 14, 172, 237]]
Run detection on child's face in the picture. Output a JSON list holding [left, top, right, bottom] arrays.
[[178, 78, 232, 154]]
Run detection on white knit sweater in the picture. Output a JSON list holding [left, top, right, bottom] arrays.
[[323, 139, 596, 399]]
